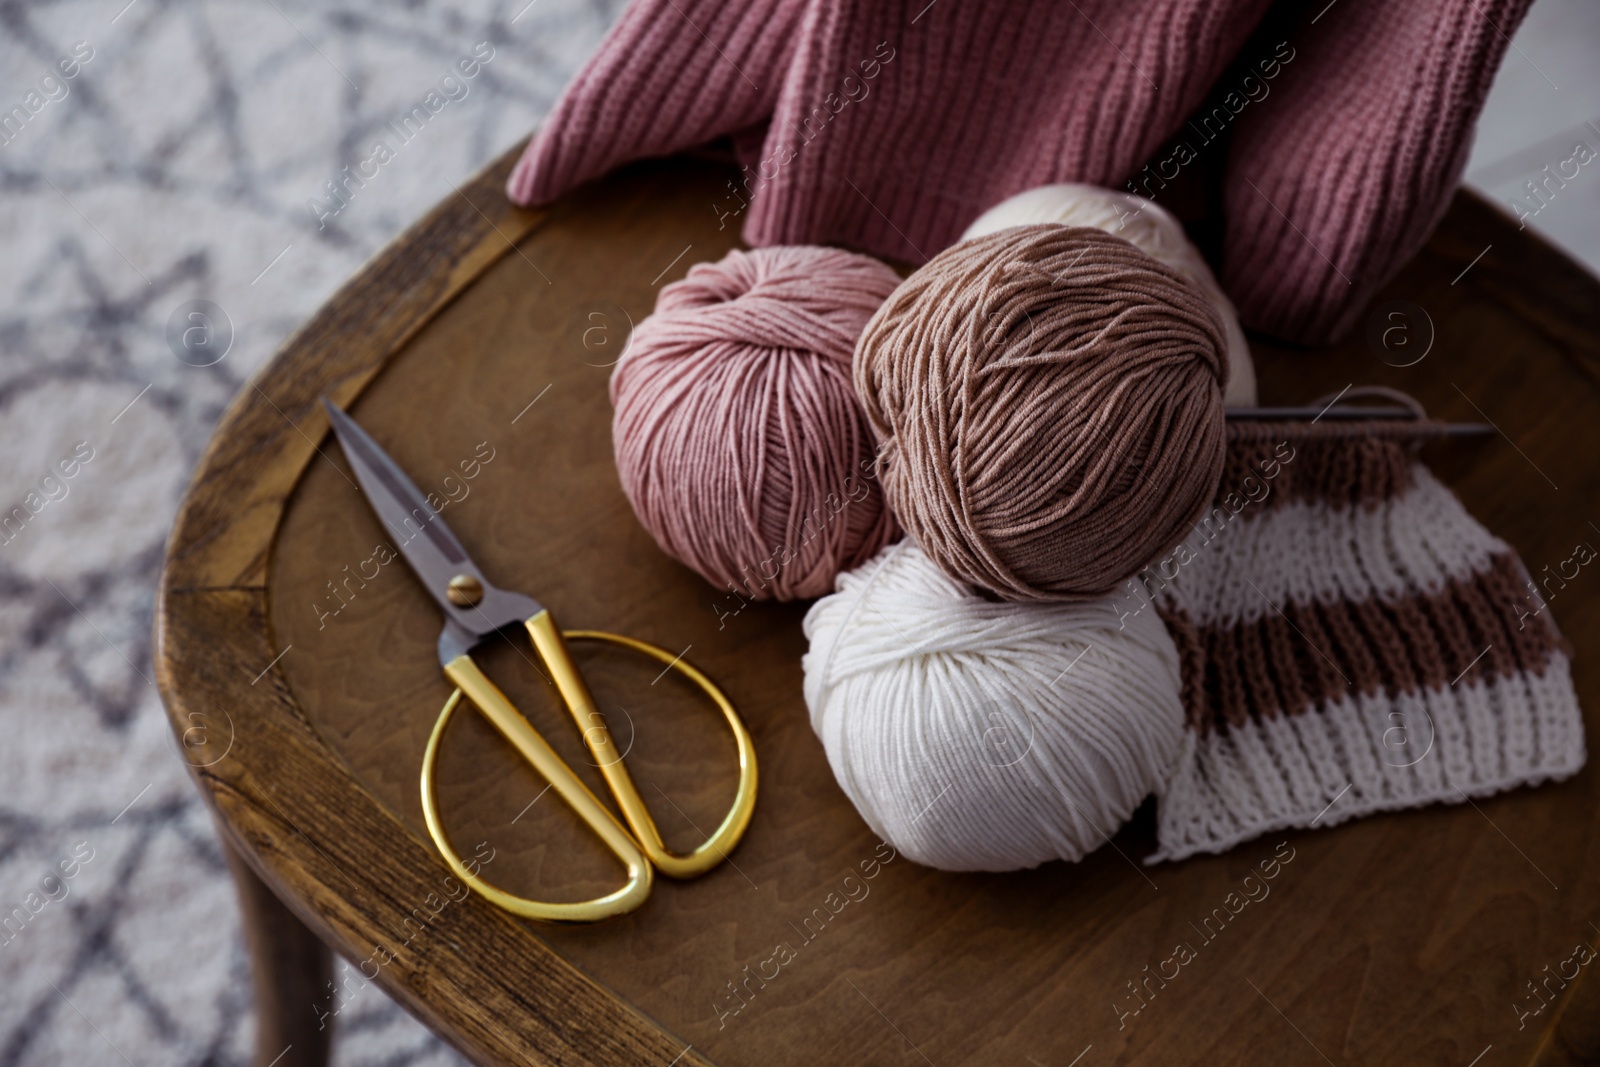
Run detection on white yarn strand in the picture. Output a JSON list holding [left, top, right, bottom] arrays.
[[802, 543, 1186, 872], [961, 183, 1258, 407]]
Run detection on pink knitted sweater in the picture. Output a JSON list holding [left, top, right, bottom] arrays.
[[508, 0, 1530, 346]]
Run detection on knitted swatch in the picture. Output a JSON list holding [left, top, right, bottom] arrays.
[[507, 0, 1532, 345], [1143, 423, 1585, 862]]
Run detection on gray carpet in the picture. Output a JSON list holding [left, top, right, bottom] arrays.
[[0, 1, 620, 1063]]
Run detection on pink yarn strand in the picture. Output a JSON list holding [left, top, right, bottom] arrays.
[[612, 245, 902, 601]]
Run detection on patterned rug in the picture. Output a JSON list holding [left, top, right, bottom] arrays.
[[0, 2, 619, 1063]]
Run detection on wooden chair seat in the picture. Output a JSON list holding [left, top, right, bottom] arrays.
[[156, 145, 1600, 1067]]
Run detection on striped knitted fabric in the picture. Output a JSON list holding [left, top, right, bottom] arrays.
[[1143, 422, 1585, 862], [507, 0, 1532, 345]]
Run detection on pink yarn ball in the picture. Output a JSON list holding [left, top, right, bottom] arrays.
[[612, 246, 902, 601]]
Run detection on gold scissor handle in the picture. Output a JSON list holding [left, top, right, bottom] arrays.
[[420, 611, 758, 923], [526, 611, 758, 879], [422, 661, 652, 924]]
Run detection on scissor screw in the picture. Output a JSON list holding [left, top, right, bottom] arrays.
[[446, 574, 484, 607]]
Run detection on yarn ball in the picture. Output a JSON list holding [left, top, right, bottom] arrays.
[[854, 224, 1228, 603], [802, 542, 1186, 872], [612, 246, 902, 601], [962, 184, 1257, 406]]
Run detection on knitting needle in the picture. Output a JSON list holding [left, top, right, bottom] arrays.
[[1225, 406, 1493, 435]]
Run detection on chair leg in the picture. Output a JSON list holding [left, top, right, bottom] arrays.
[[223, 837, 334, 1067]]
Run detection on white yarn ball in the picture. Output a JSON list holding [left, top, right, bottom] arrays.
[[802, 542, 1187, 872], [962, 184, 1258, 407]]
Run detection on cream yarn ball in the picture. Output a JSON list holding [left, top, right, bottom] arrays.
[[801, 542, 1187, 872], [962, 184, 1257, 407]]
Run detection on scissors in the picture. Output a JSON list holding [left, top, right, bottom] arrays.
[[322, 399, 758, 923]]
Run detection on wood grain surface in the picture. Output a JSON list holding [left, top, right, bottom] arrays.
[[158, 144, 1600, 1067]]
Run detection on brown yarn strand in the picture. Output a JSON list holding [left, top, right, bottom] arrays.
[[855, 225, 1229, 601]]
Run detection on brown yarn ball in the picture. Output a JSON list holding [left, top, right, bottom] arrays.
[[854, 224, 1228, 602]]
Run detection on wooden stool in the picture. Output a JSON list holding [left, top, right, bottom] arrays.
[[155, 146, 1600, 1067]]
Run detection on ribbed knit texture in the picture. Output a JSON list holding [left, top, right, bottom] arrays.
[[507, 0, 1530, 345], [1144, 423, 1584, 862], [507, 0, 1271, 267], [508, 0, 804, 197], [1221, 0, 1531, 342]]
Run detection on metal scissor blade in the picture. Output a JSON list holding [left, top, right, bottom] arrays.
[[320, 398, 540, 645]]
